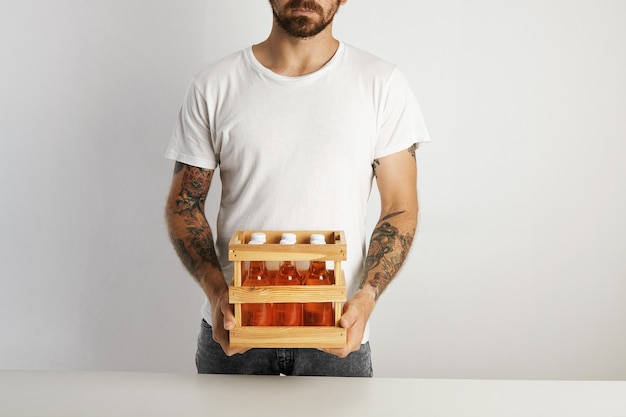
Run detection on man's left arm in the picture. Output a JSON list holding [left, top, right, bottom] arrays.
[[324, 143, 418, 357]]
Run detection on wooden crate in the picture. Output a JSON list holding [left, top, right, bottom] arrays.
[[228, 230, 347, 348]]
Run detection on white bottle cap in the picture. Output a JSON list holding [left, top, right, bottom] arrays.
[[280, 232, 296, 245], [281, 232, 297, 242], [310, 233, 326, 245], [249, 232, 266, 244]]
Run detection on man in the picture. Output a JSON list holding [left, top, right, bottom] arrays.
[[165, 0, 429, 376]]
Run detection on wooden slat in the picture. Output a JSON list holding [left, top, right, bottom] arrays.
[[333, 261, 343, 285], [229, 231, 243, 247], [334, 230, 346, 246], [229, 246, 346, 262], [237, 230, 340, 245], [233, 259, 242, 286], [229, 285, 346, 304], [234, 303, 242, 327], [228, 230, 347, 262], [229, 326, 346, 348]]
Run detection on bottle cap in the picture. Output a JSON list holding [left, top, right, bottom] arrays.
[[280, 232, 296, 245], [281, 232, 297, 242], [310, 233, 326, 245], [249, 232, 266, 244]]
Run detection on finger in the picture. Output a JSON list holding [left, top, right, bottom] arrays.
[[320, 344, 355, 358], [338, 309, 358, 331], [320, 326, 360, 358], [211, 323, 228, 346], [212, 324, 249, 356], [223, 344, 250, 356], [216, 307, 249, 355], [339, 315, 355, 330], [220, 302, 236, 331], [223, 312, 236, 331], [229, 346, 251, 356]]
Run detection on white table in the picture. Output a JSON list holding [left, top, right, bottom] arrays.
[[1, 371, 625, 416]]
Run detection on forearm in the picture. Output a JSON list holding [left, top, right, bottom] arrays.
[[359, 209, 417, 301], [324, 209, 416, 357], [167, 212, 226, 299], [165, 164, 227, 303]]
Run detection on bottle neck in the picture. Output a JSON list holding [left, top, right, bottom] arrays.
[[245, 260, 271, 285], [249, 260, 266, 272], [310, 260, 326, 270]]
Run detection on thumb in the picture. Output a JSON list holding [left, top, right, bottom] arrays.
[[338, 307, 358, 330], [221, 304, 236, 331]]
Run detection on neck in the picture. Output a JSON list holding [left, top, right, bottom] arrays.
[[252, 24, 340, 77]]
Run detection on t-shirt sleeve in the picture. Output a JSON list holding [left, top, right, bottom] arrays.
[[164, 80, 219, 169], [374, 68, 430, 159]]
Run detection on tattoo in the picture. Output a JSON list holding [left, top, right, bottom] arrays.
[[381, 211, 404, 222], [171, 237, 198, 274], [174, 161, 185, 174], [371, 159, 380, 177], [173, 165, 212, 214], [408, 143, 417, 159], [361, 211, 414, 300], [168, 164, 221, 280]]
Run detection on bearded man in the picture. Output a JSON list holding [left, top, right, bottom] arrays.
[[165, 0, 430, 377]]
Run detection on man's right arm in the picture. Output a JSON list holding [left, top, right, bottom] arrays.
[[165, 161, 243, 355]]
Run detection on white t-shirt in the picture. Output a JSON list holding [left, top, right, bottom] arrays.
[[165, 42, 430, 341]]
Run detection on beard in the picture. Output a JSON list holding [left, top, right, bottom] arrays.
[[270, 0, 342, 38]]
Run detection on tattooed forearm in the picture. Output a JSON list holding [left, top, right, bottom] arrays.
[[171, 237, 199, 275], [167, 163, 221, 282], [360, 211, 414, 300], [177, 208, 222, 273]]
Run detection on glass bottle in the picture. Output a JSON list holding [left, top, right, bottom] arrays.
[[241, 232, 272, 326], [303, 234, 334, 326], [272, 233, 303, 326]]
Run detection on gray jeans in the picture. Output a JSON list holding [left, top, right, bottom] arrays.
[[196, 319, 373, 377]]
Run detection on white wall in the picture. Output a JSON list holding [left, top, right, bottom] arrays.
[[1, 0, 625, 379]]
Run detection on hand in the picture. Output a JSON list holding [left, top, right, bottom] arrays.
[[210, 290, 249, 356], [322, 288, 376, 358]]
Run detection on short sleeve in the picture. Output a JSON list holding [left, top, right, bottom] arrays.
[[164, 80, 219, 169], [374, 68, 430, 159]]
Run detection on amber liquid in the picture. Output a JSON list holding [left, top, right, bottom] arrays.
[[272, 261, 302, 326], [303, 261, 334, 326], [242, 261, 272, 326]]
